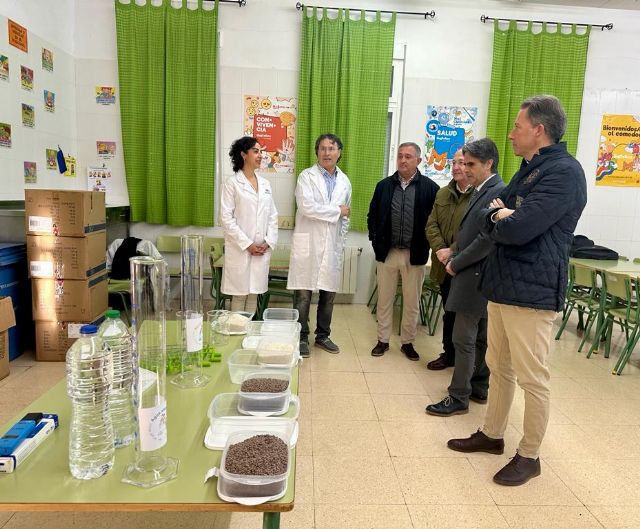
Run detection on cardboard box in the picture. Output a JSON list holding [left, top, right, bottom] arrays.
[[35, 315, 105, 362], [31, 272, 108, 322], [25, 189, 106, 237], [27, 232, 106, 280], [0, 297, 17, 380]]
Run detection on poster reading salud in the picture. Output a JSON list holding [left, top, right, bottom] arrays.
[[243, 95, 297, 173], [423, 105, 477, 181], [596, 114, 640, 187]]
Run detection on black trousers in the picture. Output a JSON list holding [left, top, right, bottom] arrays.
[[293, 289, 335, 342], [440, 275, 456, 363]]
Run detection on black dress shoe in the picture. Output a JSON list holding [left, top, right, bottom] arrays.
[[426, 395, 468, 417], [401, 343, 420, 361], [447, 429, 504, 454], [426, 353, 454, 370], [470, 393, 488, 404], [371, 341, 389, 357], [493, 453, 541, 486]]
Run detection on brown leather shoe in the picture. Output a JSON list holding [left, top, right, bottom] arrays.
[[493, 453, 541, 486], [371, 341, 389, 357], [427, 354, 454, 370], [447, 429, 504, 454]]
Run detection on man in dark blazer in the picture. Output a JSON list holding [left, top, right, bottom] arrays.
[[426, 138, 505, 416]]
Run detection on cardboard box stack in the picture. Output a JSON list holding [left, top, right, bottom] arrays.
[[0, 296, 16, 380], [25, 190, 108, 361]]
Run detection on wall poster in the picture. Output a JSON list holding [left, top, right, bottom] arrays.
[[243, 95, 296, 173], [596, 114, 640, 187], [423, 105, 477, 181]]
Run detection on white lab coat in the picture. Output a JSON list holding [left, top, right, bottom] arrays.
[[287, 164, 351, 292], [220, 171, 278, 295]]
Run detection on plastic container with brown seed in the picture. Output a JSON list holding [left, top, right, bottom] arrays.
[[237, 371, 291, 416]]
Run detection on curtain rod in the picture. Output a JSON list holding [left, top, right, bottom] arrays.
[[480, 15, 612, 31], [295, 2, 435, 19]]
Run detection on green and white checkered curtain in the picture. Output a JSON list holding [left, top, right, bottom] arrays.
[[115, 0, 217, 226], [486, 21, 590, 182], [297, 8, 396, 232]]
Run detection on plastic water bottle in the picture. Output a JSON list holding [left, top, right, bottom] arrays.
[[66, 324, 114, 479], [98, 310, 135, 448]]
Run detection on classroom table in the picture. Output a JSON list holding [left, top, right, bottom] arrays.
[[0, 330, 299, 529], [569, 257, 640, 274]]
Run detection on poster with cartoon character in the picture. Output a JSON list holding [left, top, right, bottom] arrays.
[[96, 86, 116, 105], [42, 48, 53, 71], [24, 162, 37, 183], [0, 123, 11, 148], [22, 103, 35, 127], [424, 105, 478, 181], [96, 141, 116, 159], [596, 115, 640, 187], [44, 90, 55, 112], [88, 164, 113, 194], [243, 95, 297, 174], [46, 148, 57, 170], [0, 55, 9, 82], [21, 65, 33, 91]]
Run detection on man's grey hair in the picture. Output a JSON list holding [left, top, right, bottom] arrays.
[[462, 138, 500, 173], [521, 95, 567, 144], [399, 142, 421, 158]]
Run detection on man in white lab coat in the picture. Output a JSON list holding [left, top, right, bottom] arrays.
[[287, 134, 352, 357]]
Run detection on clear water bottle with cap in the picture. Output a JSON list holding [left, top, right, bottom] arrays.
[[98, 310, 135, 448], [66, 324, 114, 479]]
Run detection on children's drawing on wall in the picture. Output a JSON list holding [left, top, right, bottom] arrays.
[[596, 114, 640, 187], [0, 123, 11, 148], [243, 95, 297, 174], [43, 90, 55, 112], [64, 156, 76, 177], [42, 48, 53, 72], [0, 55, 8, 82], [24, 162, 37, 183], [46, 148, 57, 170], [22, 103, 35, 128], [96, 86, 116, 105], [20, 65, 33, 91], [96, 141, 116, 159], [88, 164, 113, 194], [423, 105, 477, 181]]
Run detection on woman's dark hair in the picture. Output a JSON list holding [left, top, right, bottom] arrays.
[[229, 136, 259, 172]]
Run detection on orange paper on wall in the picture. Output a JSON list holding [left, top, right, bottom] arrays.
[[8, 19, 28, 53]]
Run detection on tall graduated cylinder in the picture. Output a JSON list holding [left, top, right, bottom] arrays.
[[66, 324, 114, 479], [172, 235, 209, 388], [122, 256, 178, 488]]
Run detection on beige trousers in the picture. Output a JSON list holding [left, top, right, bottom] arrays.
[[231, 294, 258, 314], [482, 301, 557, 459], [376, 249, 425, 344]]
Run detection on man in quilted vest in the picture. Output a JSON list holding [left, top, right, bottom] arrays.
[[447, 95, 587, 486]]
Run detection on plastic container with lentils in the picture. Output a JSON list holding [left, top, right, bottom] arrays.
[[217, 431, 291, 500], [237, 371, 291, 416]]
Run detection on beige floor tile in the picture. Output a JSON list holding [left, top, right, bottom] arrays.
[[0, 513, 14, 527], [578, 424, 640, 459], [587, 505, 640, 529], [311, 393, 378, 421], [294, 455, 314, 504], [371, 393, 434, 421], [299, 392, 311, 422], [213, 507, 313, 529], [298, 367, 311, 392], [365, 372, 426, 395], [380, 420, 463, 458], [308, 351, 362, 372], [313, 420, 389, 457], [393, 457, 494, 505], [315, 504, 413, 529], [546, 459, 640, 505], [540, 424, 609, 460], [552, 398, 640, 426], [414, 371, 454, 394], [297, 420, 313, 456], [2, 513, 75, 529], [0, 366, 29, 388], [408, 505, 509, 529], [358, 353, 417, 374], [573, 376, 640, 401], [313, 455, 404, 505], [468, 458, 581, 506], [6, 512, 217, 529], [499, 506, 603, 528], [311, 371, 368, 394], [549, 377, 596, 399]]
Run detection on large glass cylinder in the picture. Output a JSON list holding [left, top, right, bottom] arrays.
[[122, 257, 178, 488], [172, 235, 209, 388]]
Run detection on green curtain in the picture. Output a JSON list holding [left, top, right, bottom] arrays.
[[115, 0, 217, 226], [297, 8, 395, 232], [486, 21, 590, 182]]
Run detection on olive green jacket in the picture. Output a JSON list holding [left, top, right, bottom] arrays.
[[425, 179, 474, 284]]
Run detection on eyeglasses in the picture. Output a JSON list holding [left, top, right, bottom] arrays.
[[318, 146, 339, 153]]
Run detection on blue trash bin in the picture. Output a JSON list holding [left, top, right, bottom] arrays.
[[0, 243, 31, 360]]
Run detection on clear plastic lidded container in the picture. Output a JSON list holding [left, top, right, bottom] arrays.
[[237, 371, 292, 416], [256, 335, 299, 366], [205, 392, 299, 450], [216, 431, 291, 501], [262, 308, 299, 322], [227, 349, 297, 384], [242, 321, 301, 350], [223, 311, 253, 335]]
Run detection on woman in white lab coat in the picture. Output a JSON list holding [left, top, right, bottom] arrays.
[[220, 137, 278, 314]]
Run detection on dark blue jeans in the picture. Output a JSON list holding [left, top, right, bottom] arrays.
[[293, 289, 335, 343]]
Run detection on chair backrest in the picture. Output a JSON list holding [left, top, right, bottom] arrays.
[[204, 237, 224, 262], [573, 264, 596, 289], [604, 271, 631, 302], [156, 235, 181, 253]]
